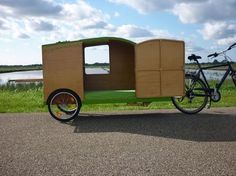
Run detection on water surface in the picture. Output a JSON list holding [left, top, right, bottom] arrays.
[[0, 68, 109, 84], [0, 68, 231, 85]]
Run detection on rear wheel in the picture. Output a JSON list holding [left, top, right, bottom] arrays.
[[172, 74, 208, 114], [47, 89, 82, 122]]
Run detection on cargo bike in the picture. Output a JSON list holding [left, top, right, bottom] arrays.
[[42, 37, 235, 122]]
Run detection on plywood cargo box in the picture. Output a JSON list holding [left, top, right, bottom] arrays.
[[42, 37, 185, 103], [135, 39, 185, 98]]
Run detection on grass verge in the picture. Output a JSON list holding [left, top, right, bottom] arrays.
[[0, 81, 235, 113]]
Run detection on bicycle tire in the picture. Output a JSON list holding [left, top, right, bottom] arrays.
[[172, 74, 208, 114]]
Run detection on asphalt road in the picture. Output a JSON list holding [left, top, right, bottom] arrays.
[[0, 108, 236, 176]]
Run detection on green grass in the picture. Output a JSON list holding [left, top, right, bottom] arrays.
[[84, 90, 169, 104], [0, 80, 235, 113], [0, 83, 47, 113], [207, 80, 236, 107]]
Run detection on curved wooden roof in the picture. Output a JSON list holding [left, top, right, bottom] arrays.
[[43, 37, 135, 48]]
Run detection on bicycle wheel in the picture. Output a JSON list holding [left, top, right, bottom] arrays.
[[171, 74, 208, 114], [47, 89, 82, 122]]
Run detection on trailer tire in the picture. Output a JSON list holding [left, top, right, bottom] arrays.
[[47, 89, 82, 122]]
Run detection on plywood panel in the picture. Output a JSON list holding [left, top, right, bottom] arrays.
[[135, 40, 160, 71], [135, 71, 161, 98], [161, 70, 184, 96], [42, 42, 84, 102], [161, 40, 184, 70]]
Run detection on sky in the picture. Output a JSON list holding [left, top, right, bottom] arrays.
[[0, 0, 236, 65]]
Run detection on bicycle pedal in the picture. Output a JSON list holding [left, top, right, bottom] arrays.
[[206, 101, 211, 109]]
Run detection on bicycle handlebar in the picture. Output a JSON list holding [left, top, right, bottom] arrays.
[[207, 42, 236, 58], [207, 52, 218, 58], [228, 42, 236, 50]]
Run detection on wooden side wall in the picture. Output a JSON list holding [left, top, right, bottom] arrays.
[[135, 39, 185, 98], [84, 41, 135, 90], [42, 42, 84, 102]]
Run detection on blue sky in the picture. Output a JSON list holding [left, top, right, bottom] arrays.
[[0, 0, 236, 65]]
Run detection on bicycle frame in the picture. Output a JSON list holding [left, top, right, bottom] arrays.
[[193, 60, 235, 93]]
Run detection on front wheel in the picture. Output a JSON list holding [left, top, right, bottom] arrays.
[[47, 89, 82, 122], [172, 74, 208, 114]]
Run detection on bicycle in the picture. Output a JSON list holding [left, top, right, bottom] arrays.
[[172, 42, 236, 114]]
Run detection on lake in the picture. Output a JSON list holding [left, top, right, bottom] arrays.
[[0, 68, 109, 84], [186, 69, 231, 81], [0, 70, 43, 84], [0, 68, 231, 85]]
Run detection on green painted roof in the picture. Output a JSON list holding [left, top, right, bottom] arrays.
[[42, 37, 136, 48]]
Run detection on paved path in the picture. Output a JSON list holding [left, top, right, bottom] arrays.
[[0, 108, 236, 176]]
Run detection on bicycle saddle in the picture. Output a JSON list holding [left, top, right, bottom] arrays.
[[188, 54, 202, 61]]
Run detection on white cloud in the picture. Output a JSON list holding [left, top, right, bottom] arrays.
[[0, 0, 112, 41], [0, 19, 8, 30], [81, 20, 108, 29], [0, 0, 62, 17], [172, 3, 200, 24], [0, 18, 31, 40], [16, 32, 30, 39], [200, 22, 226, 40], [200, 22, 236, 45], [61, 1, 109, 21], [172, 0, 236, 45], [217, 36, 236, 46], [173, 0, 236, 24], [108, 0, 205, 14], [29, 20, 56, 31], [186, 43, 205, 53], [116, 24, 154, 38], [0, 5, 14, 17], [13, 27, 30, 39], [109, 0, 236, 23], [108, 0, 171, 14]]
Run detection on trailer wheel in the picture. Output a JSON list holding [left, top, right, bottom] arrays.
[[47, 89, 82, 122]]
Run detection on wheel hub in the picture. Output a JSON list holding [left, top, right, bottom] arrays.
[[211, 90, 221, 102]]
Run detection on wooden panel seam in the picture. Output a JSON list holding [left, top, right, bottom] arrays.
[[160, 40, 162, 96]]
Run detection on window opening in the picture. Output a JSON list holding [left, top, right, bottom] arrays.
[[84, 45, 110, 74]]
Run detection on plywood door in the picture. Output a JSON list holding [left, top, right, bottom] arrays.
[[135, 39, 185, 98]]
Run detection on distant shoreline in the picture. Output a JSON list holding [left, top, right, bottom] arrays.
[[0, 65, 42, 74], [0, 63, 235, 74], [0, 68, 42, 74]]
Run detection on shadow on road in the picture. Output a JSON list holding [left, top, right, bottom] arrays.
[[69, 112, 236, 142]]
